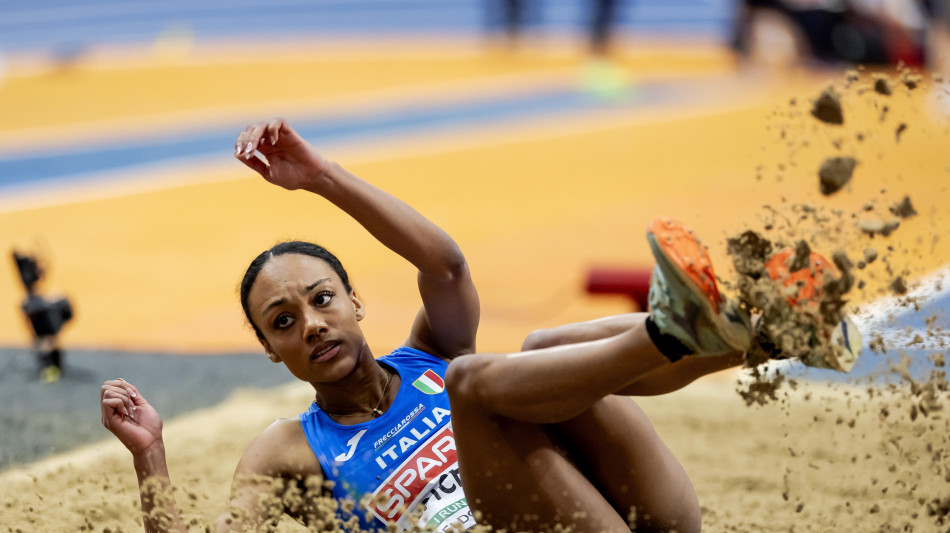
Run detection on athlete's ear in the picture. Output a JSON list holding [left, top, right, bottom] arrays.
[[259, 337, 282, 363], [350, 290, 365, 321]]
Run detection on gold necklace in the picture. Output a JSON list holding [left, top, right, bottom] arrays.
[[320, 369, 394, 419]]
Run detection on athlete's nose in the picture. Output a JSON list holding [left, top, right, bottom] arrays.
[[302, 309, 328, 343]]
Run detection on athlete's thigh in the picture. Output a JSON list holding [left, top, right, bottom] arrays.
[[551, 395, 701, 533], [451, 401, 629, 533]]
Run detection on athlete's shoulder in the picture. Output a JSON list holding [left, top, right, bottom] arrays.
[[383, 345, 448, 367], [236, 417, 321, 479]]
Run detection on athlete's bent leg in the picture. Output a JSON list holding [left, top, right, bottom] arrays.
[[445, 217, 749, 530], [446, 344, 700, 532], [444, 322, 687, 531], [448, 391, 632, 532], [448, 320, 670, 425], [550, 395, 701, 532], [522, 313, 743, 396], [520, 313, 643, 351]]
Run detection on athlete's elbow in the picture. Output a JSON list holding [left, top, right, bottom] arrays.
[[424, 249, 470, 284], [441, 248, 469, 279]]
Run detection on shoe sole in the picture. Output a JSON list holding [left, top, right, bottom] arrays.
[[647, 217, 752, 352], [647, 217, 722, 315]]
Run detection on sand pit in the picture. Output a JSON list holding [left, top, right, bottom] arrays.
[[1, 378, 948, 532]]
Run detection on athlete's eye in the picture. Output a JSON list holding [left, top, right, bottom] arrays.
[[314, 291, 333, 306], [274, 315, 295, 329]]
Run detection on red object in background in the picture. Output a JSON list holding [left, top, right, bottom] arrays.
[[887, 29, 926, 66], [585, 267, 652, 311]]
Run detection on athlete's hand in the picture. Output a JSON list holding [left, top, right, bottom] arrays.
[[234, 118, 331, 191], [100, 379, 164, 457]]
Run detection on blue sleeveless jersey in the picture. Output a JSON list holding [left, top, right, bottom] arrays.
[[299, 347, 475, 532]]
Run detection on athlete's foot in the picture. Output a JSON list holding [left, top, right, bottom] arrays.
[[646, 217, 752, 356], [756, 247, 861, 372]]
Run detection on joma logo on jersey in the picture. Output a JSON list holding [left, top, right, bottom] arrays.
[[375, 406, 450, 469], [369, 424, 457, 522], [335, 429, 367, 462]]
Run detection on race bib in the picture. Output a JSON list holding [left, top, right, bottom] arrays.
[[367, 424, 475, 532]]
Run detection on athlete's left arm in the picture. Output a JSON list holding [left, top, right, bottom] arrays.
[[218, 419, 325, 531], [235, 118, 479, 360]]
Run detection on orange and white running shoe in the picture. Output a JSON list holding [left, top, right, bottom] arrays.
[[763, 247, 861, 372], [646, 217, 752, 356]]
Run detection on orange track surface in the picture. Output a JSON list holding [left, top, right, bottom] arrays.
[[1, 41, 947, 354]]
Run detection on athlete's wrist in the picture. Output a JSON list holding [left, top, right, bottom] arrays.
[[131, 439, 167, 469], [301, 157, 342, 194]]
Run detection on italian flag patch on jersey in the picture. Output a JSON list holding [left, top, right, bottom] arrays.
[[413, 369, 445, 395]]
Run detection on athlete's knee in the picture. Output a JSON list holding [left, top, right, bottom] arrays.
[[445, 354, 496, 406], [660, 504, 702, 533], [676, 504, 702, 533], [636, 483, 702, 533]]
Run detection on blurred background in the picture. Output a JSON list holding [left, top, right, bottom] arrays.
[[1, 1, 943, 71], [0, 0, 948, 467]]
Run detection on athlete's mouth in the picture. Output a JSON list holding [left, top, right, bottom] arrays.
[[310, 341, 340, 363]]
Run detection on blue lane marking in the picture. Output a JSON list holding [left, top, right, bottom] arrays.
[[0, 80, 686, 190]]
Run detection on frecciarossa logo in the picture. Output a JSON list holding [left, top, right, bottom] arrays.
[[374, 403, 426, 451]]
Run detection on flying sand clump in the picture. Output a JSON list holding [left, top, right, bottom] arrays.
[[730, 68, 937, 376], [726, 232, 854, 372], [727, 67, 950, 530], [811, 85, 844, 125], [818, 156, 858, 195]]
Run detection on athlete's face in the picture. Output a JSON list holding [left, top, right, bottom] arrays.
[[247, 254, 366, 383]]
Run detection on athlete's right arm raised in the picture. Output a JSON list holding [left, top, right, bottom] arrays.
[[234, 118, 479, 360], [100, 380, 321, 532]]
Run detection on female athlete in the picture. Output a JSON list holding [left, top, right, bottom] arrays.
[[100, 118, 844, 533]]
